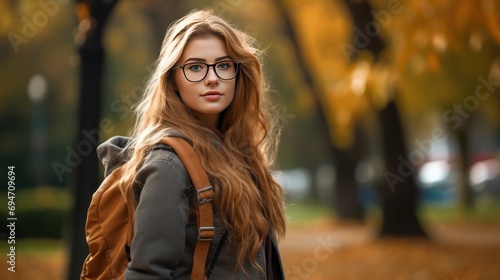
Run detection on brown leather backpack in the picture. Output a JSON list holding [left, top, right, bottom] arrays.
[[81, 137, 215, 280]]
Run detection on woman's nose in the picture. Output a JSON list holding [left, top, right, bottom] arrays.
[[204, 66, 219, 84]]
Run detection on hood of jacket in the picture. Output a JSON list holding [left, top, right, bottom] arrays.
[[97, 135, 131, 177]]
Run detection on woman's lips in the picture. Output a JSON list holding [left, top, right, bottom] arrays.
[[201, 91, 223, 101]]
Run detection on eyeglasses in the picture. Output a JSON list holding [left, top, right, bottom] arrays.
[[171, 61, 240, 82]]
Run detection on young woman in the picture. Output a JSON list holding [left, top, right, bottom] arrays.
[[97, 10, 286, 279]]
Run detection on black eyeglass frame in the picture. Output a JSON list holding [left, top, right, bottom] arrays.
[[171, 61, 240, 82]]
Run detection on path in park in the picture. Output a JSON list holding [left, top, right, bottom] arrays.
[[279, 219, 500, 280]]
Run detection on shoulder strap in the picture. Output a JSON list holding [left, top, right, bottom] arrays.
[[160, 137, 215, 280]]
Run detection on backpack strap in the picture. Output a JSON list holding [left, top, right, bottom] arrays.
[[160, 137, 215, 280]]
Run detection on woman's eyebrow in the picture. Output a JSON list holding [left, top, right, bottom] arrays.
[[183, 55, 232, 63], [215, 55, 232, 61]]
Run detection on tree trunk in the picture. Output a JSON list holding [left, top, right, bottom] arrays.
[[377, 99, 427, 237], [455, 121, 474, 210], [139, 0, 189, 50], [274, 0, 364, 220], [66, 1, 119, 279], [341, 0, 427, 237], [332, 124, 365, 220], [341, 0, 385, 62]]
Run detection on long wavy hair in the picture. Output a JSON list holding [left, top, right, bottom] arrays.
[[117, 10, 286, 270]]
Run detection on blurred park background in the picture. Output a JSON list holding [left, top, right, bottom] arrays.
[[1, 0, 500, 279]]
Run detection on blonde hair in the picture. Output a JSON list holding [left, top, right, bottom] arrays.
[[118, 10, 286, 270]]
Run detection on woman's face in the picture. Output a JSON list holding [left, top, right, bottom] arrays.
[[174, 35, 236, 127]]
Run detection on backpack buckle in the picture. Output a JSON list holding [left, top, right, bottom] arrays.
[[198, 226, 216, 241], [197, 186, 214, 204]]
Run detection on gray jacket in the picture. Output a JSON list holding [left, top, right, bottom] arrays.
[[97, 135, 281, 279]]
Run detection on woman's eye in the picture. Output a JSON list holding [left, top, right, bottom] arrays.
[[217, 63, 231, 70], [188, 64, 204, 71]]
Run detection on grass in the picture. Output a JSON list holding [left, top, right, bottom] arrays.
[[16, 239, 64, 254], [7, 186, 498, 224], [284, 199, 500, 227], [4, 186, 72, 212], [420, 200, 500, 224], [0, 239, 64, 257], [285, 200, 332, 226]]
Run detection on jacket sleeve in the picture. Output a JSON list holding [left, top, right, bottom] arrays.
[[124, 153, 191, 280]]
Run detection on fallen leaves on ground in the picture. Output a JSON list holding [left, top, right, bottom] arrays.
[[280, 219, 500, 280], [1, 219, 499, 280]]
